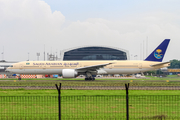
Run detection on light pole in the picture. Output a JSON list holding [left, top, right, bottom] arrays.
[[1, 52, 3, 60], [131, 54, 133, 60], [2, 46, 4, 60], [134, 55, 138, 60], [37, 53, 40, 61], [27, 52, 29, 61]]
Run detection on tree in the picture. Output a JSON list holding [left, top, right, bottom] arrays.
[[168, 59, 180, 68]]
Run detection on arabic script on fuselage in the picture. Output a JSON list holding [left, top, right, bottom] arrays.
[[33, 62, 79, 66]]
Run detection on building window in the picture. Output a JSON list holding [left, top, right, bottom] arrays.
[[63, 47, 127, 61]]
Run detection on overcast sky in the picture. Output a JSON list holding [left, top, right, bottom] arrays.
[[0, 0, 180, 61]]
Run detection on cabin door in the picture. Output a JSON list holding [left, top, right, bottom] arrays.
[[78, 63, 82, 67], [19, 64, 23, 70]]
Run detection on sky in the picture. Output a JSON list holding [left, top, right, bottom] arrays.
[[0, 0, 180, 61]]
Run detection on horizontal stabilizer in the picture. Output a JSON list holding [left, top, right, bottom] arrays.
[[150, 62, 170, 67]]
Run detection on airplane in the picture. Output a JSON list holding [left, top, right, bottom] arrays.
[[6, 39, 170, 81]]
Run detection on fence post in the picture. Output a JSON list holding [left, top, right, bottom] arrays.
[[55, 83, 61, 120], [125, 83, 130, 120]]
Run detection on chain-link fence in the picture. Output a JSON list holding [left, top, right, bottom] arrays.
[[0, 95, 180, 119]]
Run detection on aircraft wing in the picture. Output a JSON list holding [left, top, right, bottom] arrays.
[[151, 62, 170, 67], [76, 63, 113, 72]]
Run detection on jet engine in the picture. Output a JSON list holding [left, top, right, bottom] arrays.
[[160, 67, 168, 72], [62, 69, 78, 78]]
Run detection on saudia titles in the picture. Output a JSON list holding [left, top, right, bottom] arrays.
[[154, 49, 163, 59], [30, 62, 79, 66]]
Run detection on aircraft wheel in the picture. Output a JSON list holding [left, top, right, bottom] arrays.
[[85, 77, 95, 81], [85, 78, 90, 81]]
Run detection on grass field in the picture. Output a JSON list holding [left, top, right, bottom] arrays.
[[0, 89, 180, 96], [0, 80, 180, 87]]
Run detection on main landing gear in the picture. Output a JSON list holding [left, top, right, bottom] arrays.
[[84, 72, 95, 81], [85, 77, 95, 81]]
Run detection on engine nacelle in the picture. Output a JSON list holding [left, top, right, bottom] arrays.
[[0, 67, 4, 70], [160, 67, 168, 72], [62, 69, 78, 78]]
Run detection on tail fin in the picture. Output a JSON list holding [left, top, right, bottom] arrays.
[[144, 39, 170, 62]]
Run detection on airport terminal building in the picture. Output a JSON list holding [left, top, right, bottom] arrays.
[[60, 46, 129, 61]]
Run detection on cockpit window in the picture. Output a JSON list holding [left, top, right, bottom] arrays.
[[9, 65, 13, 67]]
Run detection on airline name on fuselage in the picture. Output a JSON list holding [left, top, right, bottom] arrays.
[[32, 62, 79, 66]]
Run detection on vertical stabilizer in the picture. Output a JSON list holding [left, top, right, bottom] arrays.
[[144, 39, 170, 62]]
